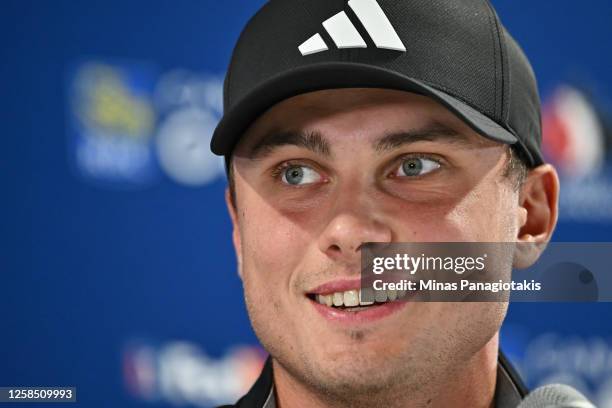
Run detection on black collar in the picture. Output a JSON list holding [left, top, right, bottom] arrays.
[[232, 357, 274, 408]]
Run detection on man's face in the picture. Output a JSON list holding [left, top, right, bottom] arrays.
[[228, 89, 522, 397]]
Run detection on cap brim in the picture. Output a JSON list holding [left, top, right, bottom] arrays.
[[211, 62, 519, 155]]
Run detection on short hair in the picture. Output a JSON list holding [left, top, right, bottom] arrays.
[[504, 145, 530, 191]]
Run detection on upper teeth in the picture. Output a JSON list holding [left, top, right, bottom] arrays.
[[316, 288, 407, 307]]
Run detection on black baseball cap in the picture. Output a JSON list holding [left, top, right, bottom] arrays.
[[210, 0, 544, 167]]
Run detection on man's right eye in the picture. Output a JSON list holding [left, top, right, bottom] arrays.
[[281, 165, 323, 185]]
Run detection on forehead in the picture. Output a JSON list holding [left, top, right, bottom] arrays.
[[236, 88, 493, 153]]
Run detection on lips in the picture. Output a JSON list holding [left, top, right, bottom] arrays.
[[306, 279, 409, 324]]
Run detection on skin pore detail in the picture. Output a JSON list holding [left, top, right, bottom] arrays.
[[226, 88, 558, 408]]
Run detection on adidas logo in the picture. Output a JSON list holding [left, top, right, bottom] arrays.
[[299, 0, 406, 56]]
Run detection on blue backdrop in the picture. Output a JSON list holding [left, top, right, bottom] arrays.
[[3, 1, 612, 406]]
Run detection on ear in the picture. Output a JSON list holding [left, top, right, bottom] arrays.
[[225, 188, 244, 280], [513, 164, 560, 269]]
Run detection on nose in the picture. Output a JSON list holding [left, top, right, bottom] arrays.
[[318, 194, 392, 264]]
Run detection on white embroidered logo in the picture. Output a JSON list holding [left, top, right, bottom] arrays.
[[298, 0, 406, 56]]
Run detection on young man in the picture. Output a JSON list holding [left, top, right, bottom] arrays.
[[210, 1, 559, 407]]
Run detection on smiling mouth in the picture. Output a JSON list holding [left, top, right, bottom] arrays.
[[307, 288, 408, 312]]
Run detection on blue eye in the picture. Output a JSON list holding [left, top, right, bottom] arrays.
[[396, 157, 440, 177], [282, 165, 322, 185]]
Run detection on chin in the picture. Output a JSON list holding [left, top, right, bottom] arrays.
[[310, 348, 411, 385], [300, 356, 421, 402]]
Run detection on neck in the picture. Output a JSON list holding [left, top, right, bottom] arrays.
[[272, 334, 499, 408]]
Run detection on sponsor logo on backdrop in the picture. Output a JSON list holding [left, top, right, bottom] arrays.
[[67, 60, 225, 189], [123, 340, 265, 407], [542, 84, 612, 221], [154, 69, 225, 186], [509, 332, 612, 408], [68, 60, 159, 188]]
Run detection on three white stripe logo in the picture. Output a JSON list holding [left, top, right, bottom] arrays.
[[298, 0, 406, 56]]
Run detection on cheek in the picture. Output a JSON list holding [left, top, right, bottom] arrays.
[[440, 302, 508, 354], [382, 198, 477, 242], [440, 182, 518, 241], [237, 196, 317, 358], [373, 180, 514, 242], [238, 196, 311, 294]]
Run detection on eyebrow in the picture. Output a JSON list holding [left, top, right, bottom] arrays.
[[248, 130, 331, 159], [374, 123, 474, 153], [246, 122, 475, 159]]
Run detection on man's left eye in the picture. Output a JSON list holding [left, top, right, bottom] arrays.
[[281, 165, 322, 185], [394, 157, 440, 177]]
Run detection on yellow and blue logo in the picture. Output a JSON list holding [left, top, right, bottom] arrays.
[[68, 60, 159, 187]]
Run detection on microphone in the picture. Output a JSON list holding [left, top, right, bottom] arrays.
[[517, 384, 596, 408]]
